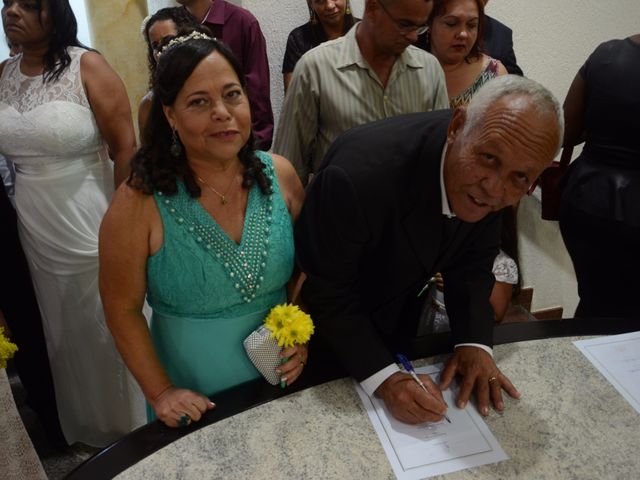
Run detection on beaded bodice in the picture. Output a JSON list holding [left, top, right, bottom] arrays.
[[146, 151, 294, 318], [0, 47, 105, 165]]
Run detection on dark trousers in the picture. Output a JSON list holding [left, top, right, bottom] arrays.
[[559, 201, 640, 318], [0, 185, 66, 447]]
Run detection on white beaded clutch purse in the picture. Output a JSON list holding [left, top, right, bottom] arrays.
[[243, 325, 282, 386]]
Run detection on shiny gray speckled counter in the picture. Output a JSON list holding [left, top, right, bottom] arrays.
[[116, 337, 640, 479]]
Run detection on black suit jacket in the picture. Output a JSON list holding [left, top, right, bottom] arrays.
[[295, 111, 501, 382], [484, 16, 523, 76]]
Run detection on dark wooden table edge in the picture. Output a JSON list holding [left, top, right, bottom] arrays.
[[66, 317, 638, 479]]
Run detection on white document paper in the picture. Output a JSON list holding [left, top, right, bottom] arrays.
[[355, 364, 507, 479], [574, 331, 640, 414]]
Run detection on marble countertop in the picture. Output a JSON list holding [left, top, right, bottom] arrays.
[[115, 336, 640, 479]]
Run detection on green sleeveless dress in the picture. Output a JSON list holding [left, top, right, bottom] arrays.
[[146, 152, 294, 411]]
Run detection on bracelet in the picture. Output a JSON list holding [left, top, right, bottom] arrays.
[[150, 384, 174, 404]]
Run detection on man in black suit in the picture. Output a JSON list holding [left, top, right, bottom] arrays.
[[483, 1, 523, 75], [295, 76, 562, 424]]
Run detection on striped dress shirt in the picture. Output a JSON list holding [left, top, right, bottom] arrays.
[[273, 23, 449, 183]]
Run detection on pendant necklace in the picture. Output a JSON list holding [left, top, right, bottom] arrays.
[[196, 164, 240, 206]]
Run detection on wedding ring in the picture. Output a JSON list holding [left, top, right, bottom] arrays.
[[488, 376, 498, 384], [179, 414, 191, 427]]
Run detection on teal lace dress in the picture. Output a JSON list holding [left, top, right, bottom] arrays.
[[146, 152, 294, 411]]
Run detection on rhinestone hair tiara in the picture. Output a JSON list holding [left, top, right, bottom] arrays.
[[159, 31, 216, 57]]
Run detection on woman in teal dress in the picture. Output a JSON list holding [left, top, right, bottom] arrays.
[[99, 30, 306, 428]]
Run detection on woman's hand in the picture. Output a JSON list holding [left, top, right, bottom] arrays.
[[152, 386, 215, 428], [276, 343, 308, 387]]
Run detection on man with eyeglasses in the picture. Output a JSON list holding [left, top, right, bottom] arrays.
[[274, 0, 448, 184]]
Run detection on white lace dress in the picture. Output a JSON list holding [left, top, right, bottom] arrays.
[[0, 47, 145, 446]]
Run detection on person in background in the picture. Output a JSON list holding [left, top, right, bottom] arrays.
[[138, 7, 200, 138], [0, 0, 144, 446], [419, 0, 507, 108], [296, 75, 563, 425], [427, 205, 520, 331], [559, 34, 640, 318], [481, 0, 522, 75], [0, 174, 66, 449], [273, 0, 448, 184], [282, 0, 357, 92], [0, 153, 14, 206], [177, 0, 274, 150], [100, 31, 305, 428]]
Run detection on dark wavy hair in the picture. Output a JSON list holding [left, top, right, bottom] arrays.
[[129, 27, 272, 198], [31, 0, 91, 83], [423, 0, 485, 62], [142, 7, 200, 88]]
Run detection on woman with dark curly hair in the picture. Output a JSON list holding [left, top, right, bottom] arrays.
[[138, 7, 199, 137], [99, 30, 305, 428]]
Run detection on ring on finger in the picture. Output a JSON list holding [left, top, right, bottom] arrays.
[[179, 414, 192, 427], [488, 376, 498, 384]]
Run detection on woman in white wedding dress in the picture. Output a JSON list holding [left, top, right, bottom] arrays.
[[0, 0, 145, 446]]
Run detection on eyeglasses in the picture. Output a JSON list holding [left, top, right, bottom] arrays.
[[377, 0, 429, 36]]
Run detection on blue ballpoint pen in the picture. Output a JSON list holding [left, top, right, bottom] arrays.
[[396, 353, 451, 424]]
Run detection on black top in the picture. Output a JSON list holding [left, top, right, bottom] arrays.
[[580, 38, 640, 167], [562, 38, 640, 226], [483, 16, 523, 76], [282, 20, 359, 73]]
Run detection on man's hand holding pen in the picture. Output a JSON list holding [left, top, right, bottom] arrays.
[[375, 372, 448, 425]]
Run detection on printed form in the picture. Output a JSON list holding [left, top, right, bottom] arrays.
[[355, 364, 507, 479], [574, 330, 640, 415]]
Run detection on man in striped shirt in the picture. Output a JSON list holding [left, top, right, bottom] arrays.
[[273, 0, 449, 184]]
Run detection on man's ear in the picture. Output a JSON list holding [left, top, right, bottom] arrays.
[[447, 107, 467, 144]]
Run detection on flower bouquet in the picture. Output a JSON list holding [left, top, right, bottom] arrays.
[[0, 327, 18, 369], [243, 304, 314, 385]]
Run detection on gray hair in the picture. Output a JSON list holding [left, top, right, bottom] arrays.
[[462, 75, 564, 154]]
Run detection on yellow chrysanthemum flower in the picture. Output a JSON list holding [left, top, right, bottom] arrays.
[[0, 327, 18, 369], [264, 303, 314, 348]]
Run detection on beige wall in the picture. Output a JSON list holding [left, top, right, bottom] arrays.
[[85, 0, 149, 138]]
